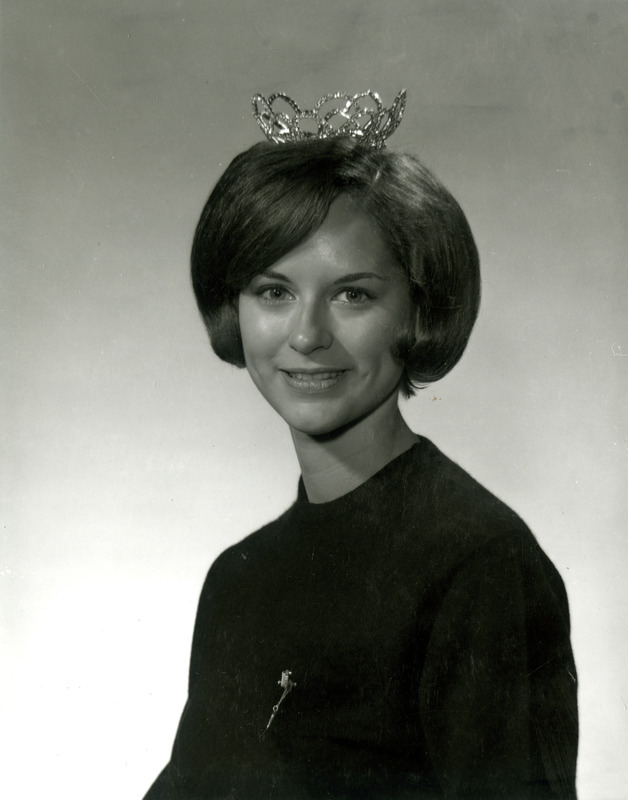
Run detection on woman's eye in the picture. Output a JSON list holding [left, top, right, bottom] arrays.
[[258, 286, 293, 303], [335, 288, 372, 304]]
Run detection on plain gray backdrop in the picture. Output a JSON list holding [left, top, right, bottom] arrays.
[[2, 1, 627, 798]]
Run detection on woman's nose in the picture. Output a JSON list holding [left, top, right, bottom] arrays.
[[288, 302, 333, 354]]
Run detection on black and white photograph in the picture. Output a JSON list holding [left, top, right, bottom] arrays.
[[2, 2, 627, 798]]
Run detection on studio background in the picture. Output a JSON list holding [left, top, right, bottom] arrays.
[[2, 1, 627, 798]]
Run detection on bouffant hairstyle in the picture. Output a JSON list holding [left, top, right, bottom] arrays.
[[191, 137, 480, 396]]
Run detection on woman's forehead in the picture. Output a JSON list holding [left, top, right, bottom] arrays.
[[265, 195, 402, 281]]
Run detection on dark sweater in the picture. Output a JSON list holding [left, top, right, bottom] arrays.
[[144, 438, 578, 799]]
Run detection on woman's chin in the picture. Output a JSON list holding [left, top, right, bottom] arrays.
[[277, 390, 402, 441], [287, 415, 350, 439], [284, 405, 381, 441]]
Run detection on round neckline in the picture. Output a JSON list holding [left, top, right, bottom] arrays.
[[295, 438, 424, 515]]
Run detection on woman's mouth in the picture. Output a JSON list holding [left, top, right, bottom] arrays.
[[282, 370, 347, 393]]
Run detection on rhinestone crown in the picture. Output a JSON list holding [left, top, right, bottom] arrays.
[[252, 89, 406, 149]]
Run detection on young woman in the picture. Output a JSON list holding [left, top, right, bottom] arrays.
[[144, 96, 578, 799]]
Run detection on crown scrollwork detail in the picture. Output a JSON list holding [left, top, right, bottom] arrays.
[[252, 90, 406, 149]]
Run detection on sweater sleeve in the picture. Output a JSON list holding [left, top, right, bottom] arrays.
[[142, 567, 221, 800], [419, 530, 578, 800]]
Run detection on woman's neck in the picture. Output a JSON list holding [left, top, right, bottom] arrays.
[[290, 393, 417, 504]]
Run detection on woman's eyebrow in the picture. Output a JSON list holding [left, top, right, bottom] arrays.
[[257, 270, 388, 283], [333, 272, 388, 284], [258, 270, 290, 281]]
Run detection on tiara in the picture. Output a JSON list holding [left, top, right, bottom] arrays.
[[251, 89, 406, 149]]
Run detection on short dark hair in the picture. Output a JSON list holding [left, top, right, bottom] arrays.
[[191, 137, 480, 396]]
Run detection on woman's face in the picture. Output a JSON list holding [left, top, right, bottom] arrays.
[[238, 196, 413, 437]]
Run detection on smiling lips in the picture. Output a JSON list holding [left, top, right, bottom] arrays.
[[282, 369, 347, 393]]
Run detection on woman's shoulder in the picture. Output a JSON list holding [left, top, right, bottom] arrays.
[[398, 437, 559, 578], [411, 437, 522, 518], [384, 439, 571, 635], [409, 437, 528, 529], [198, 502, 299, 597]]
